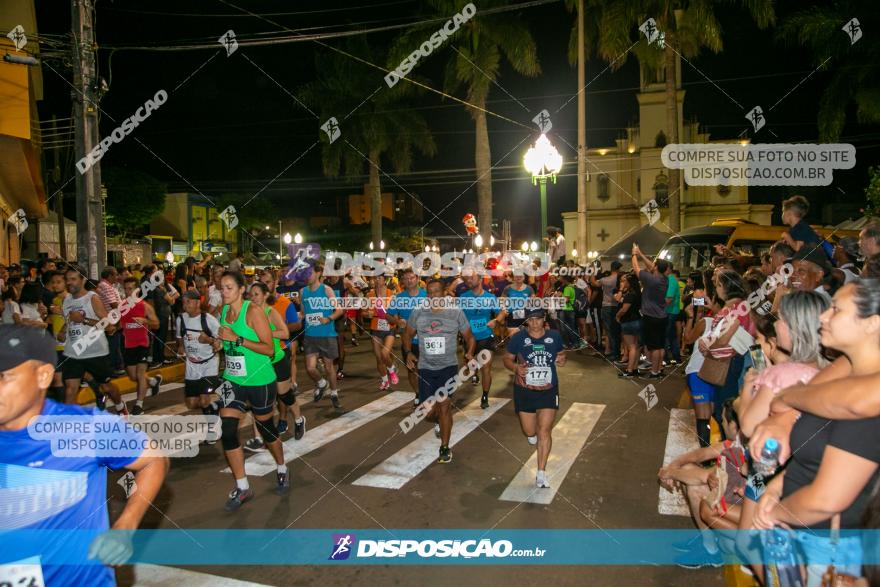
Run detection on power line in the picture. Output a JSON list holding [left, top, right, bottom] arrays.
[[101, 0, 417, 19]]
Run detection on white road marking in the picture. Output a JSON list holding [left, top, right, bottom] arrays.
[[226, 391, 415, 476], [658, 408, 699, 516], [133, 564, 271, 586], [352, 397, 510, 490], [498, 402, 605, 505]]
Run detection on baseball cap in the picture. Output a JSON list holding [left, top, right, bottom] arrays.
[[526, 308, 546, 319], [183, 290, 201, 301], [790, 247, 832, 276], [0, 324, 57, 371]]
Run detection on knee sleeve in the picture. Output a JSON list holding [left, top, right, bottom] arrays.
[[279, 390, 296, 407], [255, 417, 279, 443], [220, 417, 240, 451]]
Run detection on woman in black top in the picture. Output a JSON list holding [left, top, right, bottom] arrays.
[[754, 280, 880, 583], [615, 274, 641, 378]]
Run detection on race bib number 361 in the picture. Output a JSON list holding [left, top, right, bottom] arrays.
[[423, 336, 445, 355]]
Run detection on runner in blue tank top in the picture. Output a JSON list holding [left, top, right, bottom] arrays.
[[459, 269, 500, 409]]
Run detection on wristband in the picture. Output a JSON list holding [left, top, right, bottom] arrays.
[[235, 336, 244, 347]]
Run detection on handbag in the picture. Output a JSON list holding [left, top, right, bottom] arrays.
[[820, 515, 861, 587]]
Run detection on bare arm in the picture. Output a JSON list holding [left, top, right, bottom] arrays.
[[462, 328, 476, 360], [142, 302, 160, 330], [268, 307, 290, 340], [740, 385, 775, 437], [776, 371, 880, 420], [243, 303, 276, 357]]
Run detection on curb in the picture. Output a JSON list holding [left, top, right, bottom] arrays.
[[76, 362, 185, 405]]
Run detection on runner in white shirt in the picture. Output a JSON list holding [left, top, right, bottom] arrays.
[[176, 290, 222, 414]]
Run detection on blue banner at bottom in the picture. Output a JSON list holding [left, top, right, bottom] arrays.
[[1, 529, 878, 566]]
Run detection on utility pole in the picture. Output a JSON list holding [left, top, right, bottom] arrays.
[[576, 0, 588, 256], [71, 0, 106, 278], [50, 116, 67, 260], [577, 0, 587, 260]]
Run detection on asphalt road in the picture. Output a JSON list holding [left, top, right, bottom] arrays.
[[110, 337, 724, 587]]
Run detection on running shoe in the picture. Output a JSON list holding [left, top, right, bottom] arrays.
[[314, 381, 328, 402], [277, 419, 289, 435], [149, 374, 163, 396], [536, 471, 550, 488], [434, 424, 441, 438], [388, 368, 399, 385], [617, 370, 636, 379], [641, 372, 664, 380], [113, 369, 126, 377], [337, 370, 345, 380], [437, 446, 452, 464], [294, 417, 306, 440], [527, 435, 537, 446], [480, 395, 489, 409], [330, 394, 342, 410], [351, 336, 359, 346], [470, 374, 480, 385], [94, 392, 107, 411], [614, 359, 628, 366], [131, 405, 144, 416], [243, 437, 266, 453], [275, 471, 291, 496], [674, 543, 723, 568], [379, 379, 390, 391], [116, 402, 130, 417], [224, 487, 254, 511]]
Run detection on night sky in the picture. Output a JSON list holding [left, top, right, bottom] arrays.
[[35, 0, 880, 242]]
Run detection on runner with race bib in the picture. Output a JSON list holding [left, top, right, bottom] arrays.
[[364, 274, 399, 391], [388, 268, 427, 393], [500, 273, 535, 337], [300, 263, 343, 408], [459, 269, 500, 409], [503, 308, 567, 489], [216, 272, 289, 511], [176, 290, 222, 415]]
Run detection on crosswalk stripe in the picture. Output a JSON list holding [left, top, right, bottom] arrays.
[[225, 391, 416, 476], [498, 402, 605, 505], [133, 564, 271, 586], [352, 396, 510, 490], [658, 408, 699, 516]]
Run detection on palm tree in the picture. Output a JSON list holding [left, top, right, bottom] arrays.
[[300, 37, 436, 247], [391, 0, 540, 238], [778, 1, 879, 141], [626, 0, 774, 231]]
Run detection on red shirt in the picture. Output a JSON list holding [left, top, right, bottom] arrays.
[[119, 299, 149, 348]]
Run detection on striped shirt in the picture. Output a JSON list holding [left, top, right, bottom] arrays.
[[96, 278, 120, 309]]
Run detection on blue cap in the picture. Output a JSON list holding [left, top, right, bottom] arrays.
[[764, 438, 779, 451]]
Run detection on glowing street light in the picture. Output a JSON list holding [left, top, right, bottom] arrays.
[[165, 251, 174, 264], [379, 240, 385, 250], [571, 248, 578, 258], [523, 133, 563, 236], [521, 241, 529, 252], [369, 241, 374, 250], [283, 232, 292, 245], [474, 234, 484, 248], [489, 235, 495, 246], [530, 241, 538, 252], [294, 233, 303, 244], [425, 245, 431, 252]]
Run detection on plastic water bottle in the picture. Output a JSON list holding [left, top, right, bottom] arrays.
[[754, 438, 781, 477]]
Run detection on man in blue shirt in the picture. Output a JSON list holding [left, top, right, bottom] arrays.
[[0, 324, 168, 586], [388, 268, 427, 393], [459, 270, 500, 409]]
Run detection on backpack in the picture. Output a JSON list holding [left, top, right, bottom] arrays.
[[178, 312, 214, 340]]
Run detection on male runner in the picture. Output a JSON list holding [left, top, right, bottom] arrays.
[[118, 277, 162, 415], [176, 290, 222, 415], [503, 308, 566, 488], [459, 270, 500, 408], [389, 268, 427, 393], [300, 263, 343, 409], [404, 280, 476, 464]]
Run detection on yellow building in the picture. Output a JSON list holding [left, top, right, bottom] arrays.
[[149, 193, 237, 260], [563, 60, 772, 256], [0, 0, 47, 264]]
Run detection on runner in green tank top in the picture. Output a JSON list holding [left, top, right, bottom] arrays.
[[215, 272, 290, 511], [249, 282, 306, 444]]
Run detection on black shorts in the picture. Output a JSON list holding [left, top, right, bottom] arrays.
[[370, 330, 394, 340], [417, 365, 459, 404], [334, 317, 347, 333], [641, 315, 666, 350], [222, 380, 278, 416], [61, 354, 115, 384], [185, 376, 221, 398], [123, 345, 149, 367], [513, 385, 559, 413], [273, 349, 292, 381], [56, 350, 64, 372], [475, 336, 495, 354]]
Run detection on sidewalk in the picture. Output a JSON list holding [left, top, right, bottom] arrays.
[[76, 362, 185, 405]]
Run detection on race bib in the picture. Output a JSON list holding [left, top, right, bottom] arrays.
[[525, 366, 552, 387], [306, 313, 322, 326], [125, 322, 141, 329], [471, 318, 487, 332], [68, 325, 84, 340], [513, 309, 525, 320], [0, 557, 45, 587], [225, 356, 247, 377], [184, 334, 201, 356], [375, 318, 389, 331], [423, 336, 445, 355]]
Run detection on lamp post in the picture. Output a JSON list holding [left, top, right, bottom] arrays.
[[523, 134, 563, 237]]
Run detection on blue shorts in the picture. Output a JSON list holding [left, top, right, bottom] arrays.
[[687, 372, 715, 405], [621, 319, 640, 336], [417, 365, 459, 405]]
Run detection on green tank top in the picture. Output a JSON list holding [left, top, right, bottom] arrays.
[[264, 306, 284, 364], [220, 300, 275, 385]]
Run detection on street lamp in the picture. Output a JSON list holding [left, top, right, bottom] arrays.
[[369, 241, 374, 250], [521, 241, 529, 252], [523, 133, 563, 237], [425, 245, 431, 253], [294, 233, 303, 244], [572, 248, 578, 258], [530, 241, 538, 252], [490, 235, 495, 247], [474, 234, 484, 249], [165, 251, 174, 264], [379, 240, 385, 250]]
